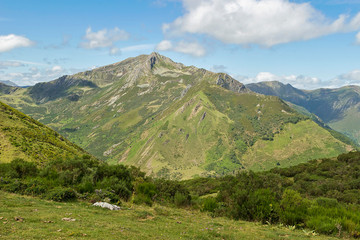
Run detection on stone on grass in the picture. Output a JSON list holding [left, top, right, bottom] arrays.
[[93, 202, 120, 210]]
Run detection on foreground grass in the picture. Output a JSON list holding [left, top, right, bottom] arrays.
[[0, 191, 344, 240]]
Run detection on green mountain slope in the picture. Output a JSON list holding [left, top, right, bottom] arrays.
[[0, 53, 353, 178], [0, 101, 91, 164], [246, 81, 360, 145]]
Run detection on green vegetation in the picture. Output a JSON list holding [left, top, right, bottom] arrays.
[[1, 151, 360, 238], [0, 157, 134, 204], [0, 53, 354, 178], [0, 191, 338, 240], [0, 101, 91, 164], [184, 151, 360, 238], [246, 81, 360, 145]]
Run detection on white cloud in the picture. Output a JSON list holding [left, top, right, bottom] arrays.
[[121, 44, 155, 52], [340, 70, 360, 81], [156, 40, 173, 51], [156, 40, 206, 57], [110, 47, 121, 56], [0, 65, 85, 86], [51, 65, 63, 72], [238, 72, 322, 89], [356, 32, 360, 44], [80, 27, 130, 55], [0, 34, 34, 52], [0, 60, 25, 69], [210, 64, 227, 73], [328, 70, 360, 87], [163, 0, 360, 47]]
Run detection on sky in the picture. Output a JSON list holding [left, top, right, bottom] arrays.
[[1, 0, 360, 89]]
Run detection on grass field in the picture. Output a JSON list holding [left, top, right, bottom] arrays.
[[0, 191, 343, 240]]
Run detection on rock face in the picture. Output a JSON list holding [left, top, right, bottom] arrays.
[[93, 202, 121, 210], [216, 73, 248, 93]]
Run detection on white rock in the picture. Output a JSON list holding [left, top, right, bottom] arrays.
[[93, 202, 120, 211]]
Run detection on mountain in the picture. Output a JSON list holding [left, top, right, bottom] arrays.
[[0, 101, 92, 164], [246, 81, 360, 145], [0, 53, 354, 178], [0, 80, 18, 87]]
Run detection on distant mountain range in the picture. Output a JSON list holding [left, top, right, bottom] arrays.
[[0, 53, 355, 179], [0, 80, 17, 87], [246, 81, 360, 145]]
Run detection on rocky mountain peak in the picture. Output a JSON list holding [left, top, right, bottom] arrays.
[[216, 73, 248, 93]]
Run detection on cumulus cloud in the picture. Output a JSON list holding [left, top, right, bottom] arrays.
[[163, 0, 360, 47], [121, 44, 156, 52], [51, 65, 63, 72], [156, 40, 173, 51], [328, 70, 360, 87], [238, 72, 322, 89], [0, 60, 25, 69], [0, 34, 34, 52], [156, 40, 206, 57], [0, 65, 86, 86], [80, 27, 130, 55], [109, 47, 121, 56], [210, 65, 227, 73]]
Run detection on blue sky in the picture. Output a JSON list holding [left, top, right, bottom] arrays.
[[1, 0, 360, 89]]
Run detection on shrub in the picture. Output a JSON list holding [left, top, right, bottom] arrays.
[[247, 189, 279, 224], [134, 182, 157, 206], [315, 197, 339, 208], [47, 187, 76, 202], [2, 179, 26, 193], [23, 178, 48, 196], [9, 158, 38, 178], [77, 175, 95, 194], [202, 197, 218, 213], [306, 216, 338, 235], [174, 191, 191, 207], [280, 189, 309, 226]]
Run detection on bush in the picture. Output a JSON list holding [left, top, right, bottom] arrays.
[[315, 197, 339, 208], [280, 189, 309, 226], [202, 197, 218, 213], [9, 158, 38, 178], [306, 216, 338, 235], [247, 189, 279, 224], [174, 191, 191, 207], [23, 178, 48, 196], [134, 182, 157, 206], [2, 179, 26, 193], [47, 187, 76, 202]]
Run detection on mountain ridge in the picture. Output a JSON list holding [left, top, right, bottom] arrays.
[[0, 53, 354, 178], [246, 81, 360, 144], [0, 101, 93, 164]]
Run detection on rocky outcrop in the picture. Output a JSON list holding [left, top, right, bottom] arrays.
[[216, 73, 248, 93], [93, 202, 121, 210]]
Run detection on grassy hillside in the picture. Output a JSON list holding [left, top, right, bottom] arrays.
[[242, 120, 353, 171], [1, 151, 360, 238], [0, 191, 336, 240], [119, 83, 351, 179], [0, 53, 354, 178], [246, 81, 360, 145], [0, 101, 91, 164]]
